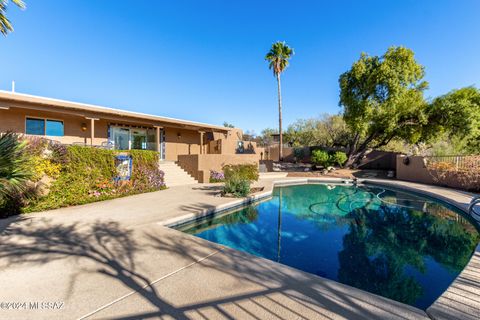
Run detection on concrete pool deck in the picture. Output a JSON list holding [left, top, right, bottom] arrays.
[[0, 177, 478, 319]]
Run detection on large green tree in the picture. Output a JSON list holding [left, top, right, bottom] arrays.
[[339, 46, 428, 167], [0, 0, 24, 36], [425, 87, 480, 154], [284, 114, 349, 147], [265, 41, 294, 161]]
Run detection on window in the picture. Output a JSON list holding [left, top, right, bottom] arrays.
[[46, 120, 64, 136], [26, 117, 64, 136], [26, 118, 45, 135]]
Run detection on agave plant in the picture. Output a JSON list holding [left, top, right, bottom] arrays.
[[0, 132, 32, 208]]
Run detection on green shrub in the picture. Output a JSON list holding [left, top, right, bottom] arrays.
[[221, 163, 258, 197], [222, 164, 259, 182], [331, 151, 348, 167], [24, 146, 165, 213], [293, 148, 305, 162], [311, 150, 331, 167], [0, 132, 33, 217], [223, 175, 251, 197]]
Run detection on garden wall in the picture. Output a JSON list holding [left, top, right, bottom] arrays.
[[177, 154, 259, 183], [358, 151, 399, 170]]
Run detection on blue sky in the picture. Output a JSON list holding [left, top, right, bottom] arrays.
[[1, 1, 479, 134]]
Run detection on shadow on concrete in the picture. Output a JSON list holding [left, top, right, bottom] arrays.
[[0, 218, 425, 319], [191, 185, 223, 196]]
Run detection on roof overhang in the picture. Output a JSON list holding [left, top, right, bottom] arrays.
[[0, 90, 231, 133]]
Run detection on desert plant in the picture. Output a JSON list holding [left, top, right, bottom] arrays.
[[222, 164, 259, 182], [0, 132, 33, 216], [331, 151, 348, 167], [311, 149, 331, 168], [223, 175, 251, 197]]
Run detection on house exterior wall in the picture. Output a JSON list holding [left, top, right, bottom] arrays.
[[0, 94, 257, 173], [164, 127, 201, 161], [0, 107, 108, 145], [0, 105, 241, 162]]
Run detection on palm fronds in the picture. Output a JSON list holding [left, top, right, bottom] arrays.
[[0, 0, 25, 36], [0, 132, 32, 202], [265, 41, 294, 76]]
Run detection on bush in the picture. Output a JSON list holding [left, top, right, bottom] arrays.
[[221, 163, 258, 197], [222, 164, 259, 182], [223, 176, 251, 197], [293, 148, 305, 162], [24, 146, 166, 213], [0, 132, 33, 217], [311, 150, 331, 167], [331, 151, 348, 167]]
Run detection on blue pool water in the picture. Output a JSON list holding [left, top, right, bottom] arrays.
[[176, 184, 479, 309]]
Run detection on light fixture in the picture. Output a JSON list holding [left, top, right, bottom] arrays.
[[81, 123, 87, 132], [177, 132, 182, 139]]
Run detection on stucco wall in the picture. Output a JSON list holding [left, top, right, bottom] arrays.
[[177, 154, 260, 183], [164, 128, 202, 161], [0, 107, 108, 145], [396, 155, 435, 184], [1, 107, 250, 162]]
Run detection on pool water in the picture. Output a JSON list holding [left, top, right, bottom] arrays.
[[177, 184, 479, 309]]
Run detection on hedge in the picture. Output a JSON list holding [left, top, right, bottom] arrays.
[[24, 145, 165, 213]]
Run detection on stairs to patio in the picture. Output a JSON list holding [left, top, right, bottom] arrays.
[[159, 161, 198, 187]]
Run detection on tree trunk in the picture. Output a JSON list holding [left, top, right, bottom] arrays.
[[277, 73, 283, 161], [345, 147, 370, 168]]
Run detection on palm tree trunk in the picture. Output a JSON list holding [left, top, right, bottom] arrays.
[[277, 74, 283, 161]]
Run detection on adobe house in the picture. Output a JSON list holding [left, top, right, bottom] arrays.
[[0, 90, 260, 183]]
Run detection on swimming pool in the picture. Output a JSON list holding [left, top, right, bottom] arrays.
[[175, 183, 479, 309]]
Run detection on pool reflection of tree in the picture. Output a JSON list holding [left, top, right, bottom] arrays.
[[185, 184, 479, 307], [337, 205, 479, 306]]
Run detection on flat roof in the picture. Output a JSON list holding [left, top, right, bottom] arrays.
[[0, 90, 231, 131]]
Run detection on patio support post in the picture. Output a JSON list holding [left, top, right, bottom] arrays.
[[199, 131, 205, 154], [85, 117, 98, 146], [154, 126, 163, 155]]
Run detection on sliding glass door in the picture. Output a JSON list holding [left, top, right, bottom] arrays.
[[131, 129, 147, 150], [109, 126, 150, 151], [111, 127, 130, 150]]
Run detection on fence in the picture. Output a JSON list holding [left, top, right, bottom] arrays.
[[424, 155, 480, 172], [397, 155, 480, 192]]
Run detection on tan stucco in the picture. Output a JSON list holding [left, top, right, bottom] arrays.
[[177, 154, 260, 182], [0, 92, 249, 162]]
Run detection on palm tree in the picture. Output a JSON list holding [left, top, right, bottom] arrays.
[[0, 0, 25, 36], [265, 41, 293, 161]]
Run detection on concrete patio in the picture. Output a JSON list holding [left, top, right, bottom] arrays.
[[0, 177, 478, 319]]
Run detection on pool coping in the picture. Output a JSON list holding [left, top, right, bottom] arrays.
[[159, 177, 480, 319]]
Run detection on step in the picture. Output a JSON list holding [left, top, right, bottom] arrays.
[[158, 161, 198, 187]]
